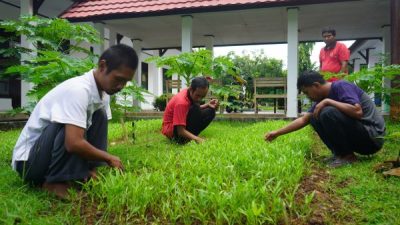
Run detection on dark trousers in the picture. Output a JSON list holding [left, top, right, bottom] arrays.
[[173, 104, 216, 144], [15, 109, 108, 185], [310, 106, 382, 157]]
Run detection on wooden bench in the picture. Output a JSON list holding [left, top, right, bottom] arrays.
[[253, 77, 286, 114], [165, 79, 182, 104]]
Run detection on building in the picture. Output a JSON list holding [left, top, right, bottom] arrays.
[[1, 0, 398, 117]]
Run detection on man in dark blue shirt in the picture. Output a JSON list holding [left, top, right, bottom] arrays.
[[265, 71, 385, 168]]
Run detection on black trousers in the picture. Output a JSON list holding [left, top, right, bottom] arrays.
[[310, 106, 383, 157], [15, 109, 108, 185], [173, 104, 216, 144]]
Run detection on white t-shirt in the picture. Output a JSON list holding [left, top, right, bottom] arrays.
[[11, 69, 111, 169]]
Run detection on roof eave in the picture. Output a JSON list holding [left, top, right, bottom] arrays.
[[60, 0, 358, 22]]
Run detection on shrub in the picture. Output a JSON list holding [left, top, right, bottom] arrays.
[[153, 94, 167, 111]]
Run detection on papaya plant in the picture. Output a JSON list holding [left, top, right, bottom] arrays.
[[111, 81, 150, 142], [321, 63, 400, 104], [0, 16, 148, 141], [0, 15, 100, 113], [146, 49, 241, 111], [145, 49, 238, 86], [345, 64, 400, 104]]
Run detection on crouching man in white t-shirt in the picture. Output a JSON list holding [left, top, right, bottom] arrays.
[[11, 44, 138, 199]]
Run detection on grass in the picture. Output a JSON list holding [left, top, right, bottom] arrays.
[[0, 130, 80, 224], [315, 122, 400, 225], [0, 119, 399, 224], [0, 120, 313, 224], [91, 120, 313, 224]]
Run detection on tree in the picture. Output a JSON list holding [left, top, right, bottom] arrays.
[[0, 16, 148, 141], [298, 42, 317, 74], [0, 16, 100, 113], [344, 64, 400, 107], [145, 49, 237, 85], [227, 50, 285, 100], [0, 16, 147, 118], [111, 80, 149, 142], [146, 49, 242, 111]]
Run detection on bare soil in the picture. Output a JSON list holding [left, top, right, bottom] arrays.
[[290, 165, 353, 225]]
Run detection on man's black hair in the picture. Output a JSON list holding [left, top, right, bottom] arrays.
[[99, 44, 138, 73], [190, 77, 209, 91], [297, 71, 326, 90], [321, 27, 336, 36]]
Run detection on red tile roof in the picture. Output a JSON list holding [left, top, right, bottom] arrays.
[[60, 0, 333, 21]]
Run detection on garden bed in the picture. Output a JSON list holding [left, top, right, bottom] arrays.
[[0, 120, 399, 224]]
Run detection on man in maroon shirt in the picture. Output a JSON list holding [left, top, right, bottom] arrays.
[[319, 27, 350, 82], [162, 77, 219, 144]]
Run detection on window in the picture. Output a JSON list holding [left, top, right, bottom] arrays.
[[162, 68, 170, 93], [0, 80, 9, 95], [0, 28, 21, 108], [141, 62, 149, 90]]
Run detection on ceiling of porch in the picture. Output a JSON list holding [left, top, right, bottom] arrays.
[[101, 0, 389, 50]]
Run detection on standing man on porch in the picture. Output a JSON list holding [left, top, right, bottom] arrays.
[[162, 77, 219, 144], [265, 71, 385, 168], [319, 27, 350, 82], [12, 44, 138, 199]]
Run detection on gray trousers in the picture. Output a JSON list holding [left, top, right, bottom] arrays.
[[16, 109, 108, 185], [310, 106, 383, 157]]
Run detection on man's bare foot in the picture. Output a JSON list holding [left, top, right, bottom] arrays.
[[88, 169, 98, 180], [328, 153, 357, 168], [42, 182, 71, 199]]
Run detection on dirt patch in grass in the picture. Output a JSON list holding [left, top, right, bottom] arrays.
[[72, 193, 116, 225], [291, 165, 356, 225], [290, 134, 356, 225]]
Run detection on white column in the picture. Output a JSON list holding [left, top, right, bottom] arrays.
[[104, 27, 116, 49], [382, 25, 391, 114], [132, 39, 142, 107], [93, 22, 105, 57], [152, 49, 163, 96], [20, 0, 34, 107], [286, 7, 299, 118], [181, 15, 193, 88], [132, 39, 142, 85], [154, 67, 163, 96], [181, 15, 193, 53], [108, 28, 117, 47], [204, 35, 214, 55]]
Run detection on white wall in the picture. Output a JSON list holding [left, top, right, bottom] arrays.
[[0, 1, 183, 112], [0, 99, 12, 111], [141, 50, 157, 110], [349, 40, 383, 72], [141, 48, 182, 110], [0, 2, 20, 20]]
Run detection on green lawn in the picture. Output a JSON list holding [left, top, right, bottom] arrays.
[[318, 122, 400, 225], [0, 120, 399, 224]]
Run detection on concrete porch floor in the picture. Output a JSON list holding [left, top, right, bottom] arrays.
[[126, 110, 293, 121]]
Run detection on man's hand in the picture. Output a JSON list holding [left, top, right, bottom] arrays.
[[208, 99, 219, 110], [195, 137, 205, 144], [313, 99, 331, 119], [265, 131, 279, 142], [106, 155, 124, 171]]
